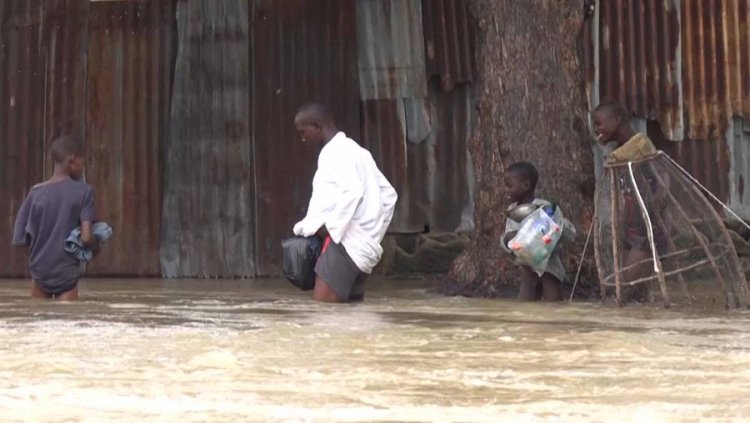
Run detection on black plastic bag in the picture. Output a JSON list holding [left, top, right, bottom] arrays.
[[281, 236, 322, 290]]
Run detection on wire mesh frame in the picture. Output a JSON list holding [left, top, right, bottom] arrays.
[[594, 152, 750, 309]]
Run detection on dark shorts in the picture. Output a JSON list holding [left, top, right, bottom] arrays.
[[35, 278, 78, 296], [314, 240, 367, 301]]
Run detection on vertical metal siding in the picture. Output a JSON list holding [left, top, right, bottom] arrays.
[[85, 1, 175, 276], [252, 0, 361, 275], [0, 0, 87, 277], [356, 0, 428, 100], [681, 0, 750, 141], [589, 0, 750, 208], [422, 0, 475, 91], [360, 99, 418, 231], [598, 0, 682, 139], [1, 0, 476, 278], [160, 0, 255, 278], [43, 0, 89, 149], [358, 0, 475, 234]]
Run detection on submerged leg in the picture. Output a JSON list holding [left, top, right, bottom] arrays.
[[518, 266, 542, 301], [541, 273, 563, 302], [610, 173, 624, 306], [313, 276, 344, 303], [56, 286, 79, 301], [31, 281, 52, 299], [622, 248, 651, 303]]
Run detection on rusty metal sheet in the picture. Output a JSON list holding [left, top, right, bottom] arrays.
[[588, 0, 749, 219], [0, 0, 87, 277], [43, 0, 89, 149], [649, 121, 731, 206], [429, 83, 472, 231], [356, 0, 427, 100], [160, 0, 255, 278], [252, 0, 361, 276], [360, 99, 419, 232], [729, 117, 750, 216], [0, 0, 46, 277], [422, 0, 475, 91], [592, 0, 749, 141], [360, 81, 473, 234], [358, 0, 475, 235], [681, 0, 750, 141], [597, 0, 683, 140], [2, 0, 475, 278], [85, 0, 175, 276]]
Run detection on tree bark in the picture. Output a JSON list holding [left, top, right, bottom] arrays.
[[442, 0, 597, 297]]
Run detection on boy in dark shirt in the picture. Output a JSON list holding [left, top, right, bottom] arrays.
[[12, 135, 99, 300]]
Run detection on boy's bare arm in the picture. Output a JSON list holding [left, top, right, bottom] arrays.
[[80, 221, 100, 251]]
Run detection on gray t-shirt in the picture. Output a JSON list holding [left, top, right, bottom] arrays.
[[12, 178, 96, 293]]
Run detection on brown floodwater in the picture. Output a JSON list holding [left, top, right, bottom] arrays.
[[1, 277, 750, 422]]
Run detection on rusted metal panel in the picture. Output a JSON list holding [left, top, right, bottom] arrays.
[[729, 117, 750, 216], [160, 0, 255, 278], [681, 0, 750, 141], [0, 0, 87, 277], [252, 0, 361, 276], [85, 1, 175, 276], [358, 0, 475, 235], [422, 0, 475, 91], [429, 83, 472, 231], [0, 0, 46, 277], [43, 0, 89, 149], [589, 0, 750, 217], [593, 0, 750, 140], [597, 0, 683, 140], [360, 81, 473, 234], [360, 99, 418, 232], [2, 0, 474, 278], [649, 120, 731, 205], [356, 0, 427, 100]]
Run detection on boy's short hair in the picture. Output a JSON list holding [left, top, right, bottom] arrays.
[[296, 102, 334, 125], [508, 161, 539, 189], [50, 135, 84, 164], [594, 99, 629, 119]]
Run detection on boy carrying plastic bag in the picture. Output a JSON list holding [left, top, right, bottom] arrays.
[[501, 162, 576, 301]]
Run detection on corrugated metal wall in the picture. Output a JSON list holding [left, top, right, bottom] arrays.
[[0, 0, 88, 276], [252, 0, 361, 276], [160, 0, 255, 278], [1, 0, 474, 278], [588, 0, 750, 206], [85, 0, 175, 276], [682, 0, 750, 141], [358, 0, 475, 234], [43, 0, 89, 149], [422, 0, 474, 90]]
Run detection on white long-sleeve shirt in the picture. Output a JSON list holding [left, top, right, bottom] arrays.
[[293, 132, 398, 273]]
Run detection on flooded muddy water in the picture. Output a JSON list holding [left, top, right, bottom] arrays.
[[1, 278, 750, 422]]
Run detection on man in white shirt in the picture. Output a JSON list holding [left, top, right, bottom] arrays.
[[293, 103, 398, 303]]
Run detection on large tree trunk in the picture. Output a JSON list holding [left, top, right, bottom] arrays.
[[443, 0, 597, 297]]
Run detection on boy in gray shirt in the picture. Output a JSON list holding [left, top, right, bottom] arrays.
[[502, 162, 575, 301], [12, 135, 99, 300]]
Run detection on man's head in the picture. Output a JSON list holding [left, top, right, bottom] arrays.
[[504, 161, 538, 203], [50, 135, 85, 180], [592, 100, 630, 145], [294, 103, 336, 147]]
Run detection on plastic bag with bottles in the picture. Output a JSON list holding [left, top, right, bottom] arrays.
[[508, 205, 564, 276]]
